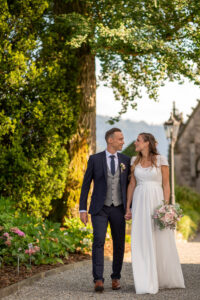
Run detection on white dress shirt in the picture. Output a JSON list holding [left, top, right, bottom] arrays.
[[80, 150, 119, 213], [106, 150, 118, 172]]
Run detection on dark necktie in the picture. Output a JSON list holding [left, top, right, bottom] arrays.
[[110, 155, 115, 176]]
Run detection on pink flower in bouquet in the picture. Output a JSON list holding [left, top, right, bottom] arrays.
[[165, 212, 175, 221], [159, 207, 166, 213], [161, 216, 167, 224]]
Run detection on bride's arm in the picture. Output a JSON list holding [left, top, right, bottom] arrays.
[[125, 173, 136, 220], [161, 165, 170, 204]]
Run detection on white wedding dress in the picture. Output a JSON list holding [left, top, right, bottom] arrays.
[[131, 155, 185, 294]]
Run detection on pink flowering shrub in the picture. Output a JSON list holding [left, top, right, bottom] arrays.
[[0, 199, 93, 266], [3, 232, 10, 238], [0, 232, 12, 247], [10, 227, 25, 237], [4, 239, 12, 246], [25, 246, 40, 256]]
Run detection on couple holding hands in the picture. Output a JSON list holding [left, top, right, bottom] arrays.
[[79, 128, 185, 294]]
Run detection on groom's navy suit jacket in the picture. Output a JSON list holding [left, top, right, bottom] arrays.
[[79, 151, 130, 215]]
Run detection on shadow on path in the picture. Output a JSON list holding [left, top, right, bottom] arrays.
[[62, 262, 200, 300], [3, 244, 200, 300]]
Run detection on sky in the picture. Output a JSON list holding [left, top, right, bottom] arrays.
[[96, 60, 200, 125]]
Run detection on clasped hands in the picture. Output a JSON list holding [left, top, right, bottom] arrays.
[[124, 208, 132, 220]]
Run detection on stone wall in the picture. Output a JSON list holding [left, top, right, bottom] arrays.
[[175, 102, 200, 193]]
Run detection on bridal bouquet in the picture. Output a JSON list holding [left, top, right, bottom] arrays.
[[152, 202, 183, 230]]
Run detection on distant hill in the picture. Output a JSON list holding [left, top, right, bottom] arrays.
[[96, 115, 169, 156]]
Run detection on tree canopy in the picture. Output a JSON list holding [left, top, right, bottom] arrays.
[[66, 0, 200, 121], [1, 0, 200, 219]]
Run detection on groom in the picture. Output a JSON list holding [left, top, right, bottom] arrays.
[[79, 128, 130, 292]]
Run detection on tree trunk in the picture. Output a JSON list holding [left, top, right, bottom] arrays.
[[72, 50, 96, 154], [50, 0, 96, 222], [53, 0, 96, 154], [64, 48, 96, 219]]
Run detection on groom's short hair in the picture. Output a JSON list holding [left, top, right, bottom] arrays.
[[105, 128, 122, 142]]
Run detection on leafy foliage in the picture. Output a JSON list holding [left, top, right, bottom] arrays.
[[122, 142, 137, 157], [176, 185, 200, 240], [0, 1, 81, 218], [65, 0, 200, 122], [0, 198, 92, 266], [1, 0, 200, 219], [64, 217, 93, 252]]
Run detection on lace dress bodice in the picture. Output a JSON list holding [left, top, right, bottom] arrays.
[[130, 155, 169, 187]]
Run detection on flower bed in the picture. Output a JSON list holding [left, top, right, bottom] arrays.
[[0, 252, 90, 289], [0, 198, 93, 270]]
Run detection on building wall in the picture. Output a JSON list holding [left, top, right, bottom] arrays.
[[175, 104, 200, 193]]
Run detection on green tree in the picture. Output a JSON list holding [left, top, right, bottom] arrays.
[[64, 0, 200, 123], [56, 0, 200, 217], [1, 0, 200, 220], [0, 1, 81, 219], [122, 142, 136, 158]]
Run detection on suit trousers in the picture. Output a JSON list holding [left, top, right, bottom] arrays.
[[91, 204, 126, 282]]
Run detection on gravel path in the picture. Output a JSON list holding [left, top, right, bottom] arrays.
[[2, 236, 200, 300]]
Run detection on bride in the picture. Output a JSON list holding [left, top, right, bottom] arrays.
[[125, 132, 185, 294]]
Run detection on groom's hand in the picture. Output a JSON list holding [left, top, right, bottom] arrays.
[[80, 212, 88, 225]]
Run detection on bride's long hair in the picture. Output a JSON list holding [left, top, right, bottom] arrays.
[[131, 132, 159, 174]]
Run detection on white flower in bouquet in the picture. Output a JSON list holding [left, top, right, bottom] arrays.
[[152, 201, 183, 230]]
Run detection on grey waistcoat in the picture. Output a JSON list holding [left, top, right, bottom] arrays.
[[104, 166, 123, 207]]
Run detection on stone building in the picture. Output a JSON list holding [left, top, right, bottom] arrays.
[[174, 100, 200, 193]]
